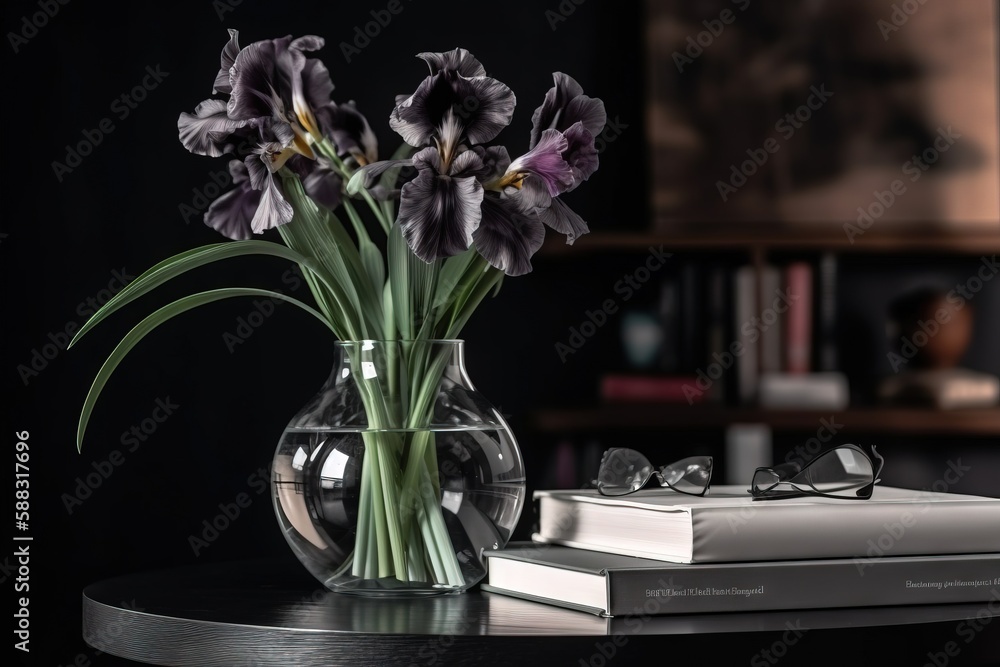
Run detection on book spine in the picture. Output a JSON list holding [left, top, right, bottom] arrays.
[[759, 264, 783, 374], [607, 557, 1000, 616], [705, 264, 728, 402], [734, 266, 759, 403], [785, 262, 813, 374], [657, 278, 679, 374], [817, 252, 838, 372], [678, 261, 703, 373]]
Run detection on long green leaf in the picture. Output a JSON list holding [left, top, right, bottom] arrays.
[[70, 241, 335, 347], [77, 288, 334, 452], [342, 198, 386, 305], [388, 223, 413, 339]]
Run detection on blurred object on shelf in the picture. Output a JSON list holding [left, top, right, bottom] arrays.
[[886, 287, 973, 369], [725, 424, 772, 485], [621, 310, 664, 369], [759, 372, 850, 410], [879, 368, 1000, 410], [880, 287, 999, 409]]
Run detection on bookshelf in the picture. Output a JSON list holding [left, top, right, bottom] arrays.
[[530, 227, 1000, 440]]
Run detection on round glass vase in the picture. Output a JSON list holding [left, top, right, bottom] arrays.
[[271, 340, 525, 596]]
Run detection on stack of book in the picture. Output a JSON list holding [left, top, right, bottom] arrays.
[[481, 486, 1000, 616]]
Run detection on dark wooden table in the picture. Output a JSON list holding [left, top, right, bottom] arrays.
[[83, 559, 1000, 666]]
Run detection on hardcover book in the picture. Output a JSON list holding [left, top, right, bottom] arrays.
[[482, 544, 1000, 617], [532, 485, 1000, 563]]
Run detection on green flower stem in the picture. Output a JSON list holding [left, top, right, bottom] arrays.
[[278, 216, 362, 340], [314, 139, 392, 235]]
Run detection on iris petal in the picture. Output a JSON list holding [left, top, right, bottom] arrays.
[[530, 72, 606, 148], [473, 196, 546, 277], [563, 121, 600, 187], [398, 151, 484, 262], [213, 29, 240, 95], [390, 72, 515, 148], [317, 101, 378, 165], [509, 128, 574, 196], [250, 170, 294, 233], [204, 161, 258, 240], [178, 99, 248, 157], [227, 39, 284, 121], [288, 156, 342, 211], [540, 196, 589, 245], [417, 48, 487, 77]]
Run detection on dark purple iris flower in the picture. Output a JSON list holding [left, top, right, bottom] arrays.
[[355, 51, 605, 275], [178, 30, 377, 239]]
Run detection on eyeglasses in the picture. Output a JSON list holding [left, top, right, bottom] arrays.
[[750, 444, 884, 501], [596, 448, 713, 497]]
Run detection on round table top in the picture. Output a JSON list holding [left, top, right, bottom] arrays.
[[83, 559, 1000, 666]]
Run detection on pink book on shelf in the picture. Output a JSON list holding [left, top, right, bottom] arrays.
[[785, 262, 813, 374]]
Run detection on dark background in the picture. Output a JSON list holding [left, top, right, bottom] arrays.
[[2, 1, 998, 666]]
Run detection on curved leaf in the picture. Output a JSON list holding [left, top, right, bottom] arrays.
[[77, 288, 334, 452], [70, 241, 334, 347]]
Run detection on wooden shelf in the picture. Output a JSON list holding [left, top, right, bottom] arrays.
[[541, 229, 1000, 255], [530, 406, 1000, 436]]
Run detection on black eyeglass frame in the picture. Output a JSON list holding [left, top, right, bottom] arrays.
[[749, 444, 884, 501], [595, 448, 714, 497]]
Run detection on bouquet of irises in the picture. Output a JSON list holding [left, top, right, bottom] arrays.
[[73, 32, 604, 585]]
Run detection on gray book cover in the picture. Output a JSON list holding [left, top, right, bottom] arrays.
[[533, 485, 1000, 563], [483, 544, 1000, 617]]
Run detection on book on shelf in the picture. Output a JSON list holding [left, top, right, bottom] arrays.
[[482, 544, 1000, 617], [733, 266, 759, 403], [759, 263, 783, 374], [532, 485, 1000, 564], [785, 261, 813, 374], [817, 252, 839, 372], [600, 374, 704, 403], [878, 368, 1000, 410], [758, 372, 849, 410]]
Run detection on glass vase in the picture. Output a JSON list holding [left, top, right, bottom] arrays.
[[271, 340, 525, 596]]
